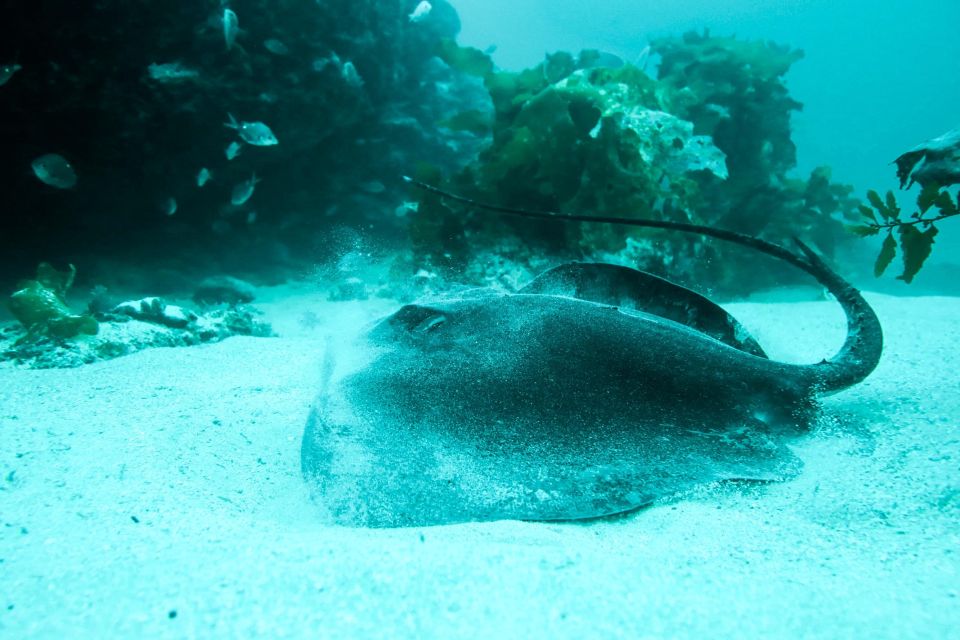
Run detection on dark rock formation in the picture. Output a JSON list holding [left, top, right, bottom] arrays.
[[0, 0, 485, 285]]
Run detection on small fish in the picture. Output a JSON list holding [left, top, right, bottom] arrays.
[[341, 61, 363, 88], [147, 62, 199, 82], [0, 63, 22, 87], [231, 172, 261, 206], [312, 54, 337, 73], [394, 201, 419, 217], [31, 154, 77, 189], [223, 9, 239, 51], [197, 168, 212, 187], [263, 39, 289, 55], [161, 197, 178, 216], [635, 45, 652, 70], [225, 141, 243, 160], [225, 113, 279, 146], [408, 1, 432, 22], [360, 180, 385, 194], [578, 50, 625, 70]]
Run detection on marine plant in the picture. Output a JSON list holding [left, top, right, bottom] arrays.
[[7, 263, 99, 339], [413, 41, 714, 271], [411, 31, 862, 293], [652, 32, 862, 261], [851, 128, 960, 283]]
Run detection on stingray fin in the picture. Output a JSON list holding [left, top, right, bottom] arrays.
[[519, 262, 767, 358], [528, 495, 655, 523]]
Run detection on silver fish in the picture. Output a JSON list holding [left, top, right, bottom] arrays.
[[360, 180, 385, 194], [577, 50, 625, 70], [635, 45, 652, 70], [225, 141, 242, 160], [231, 172, 261, 205], [0, 63, 22, 87], [147, 62, 199, 82], [161, 197, 178, 216], [31, 154, 77, 189], [264, 39, 289, 55], [408, 1, 432, 22], [197, 167, 212, 187], [225, 113, 278, 146], [223, 9, 239, 51], [341, 61, 363, 88]]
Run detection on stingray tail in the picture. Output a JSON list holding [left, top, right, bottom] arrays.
[[402, 176, 883, 393], [789, 240, 882, 393]]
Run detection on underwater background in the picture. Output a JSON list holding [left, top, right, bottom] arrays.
[[2, 0, 958, 637]]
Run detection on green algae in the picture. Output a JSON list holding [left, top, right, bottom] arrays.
[[8, 263, 99, 339], [417, 33, 861, 293]]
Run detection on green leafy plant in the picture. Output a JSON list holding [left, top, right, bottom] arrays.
[[852, 128, 960, 282], [8, 263, 99, 339], [651, 31, 862, 277], [414, 33, 862, 293], [418, 41, 692, 268], [851, 186, 956, 282]]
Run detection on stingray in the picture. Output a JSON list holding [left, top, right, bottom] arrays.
[[301, 180, 883, 527]]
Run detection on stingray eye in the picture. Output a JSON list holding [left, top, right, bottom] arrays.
[[387, 304, 448, 334], [417, 314, 447, 333]]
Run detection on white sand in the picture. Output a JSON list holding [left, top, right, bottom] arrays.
[[2, 286, 958, 638]]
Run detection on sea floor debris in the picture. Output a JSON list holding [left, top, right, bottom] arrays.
[[1, 303, 272, 369]]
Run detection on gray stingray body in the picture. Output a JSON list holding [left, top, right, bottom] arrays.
[[302, 251, 882, 527]]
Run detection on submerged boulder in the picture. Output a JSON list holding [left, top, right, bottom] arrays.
[[112, 297, 197, 328]]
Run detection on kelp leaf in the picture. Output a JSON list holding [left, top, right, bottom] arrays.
[[866, 189, 885, 212], [884, 190, 900, 217], [543, 51, 576, 84], [934, 189, 958, 215], [874, 232, 896, 277], [847, 224, 880, 237], [896, 225, 938, 283], [438, 110, 492, 134], [857, 204, 877, 223], [437, 40, 494, 78], [917, 183, 940, 213], [866, 189, 898, 222]]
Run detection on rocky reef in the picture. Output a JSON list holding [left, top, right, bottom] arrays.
[[0, 0, 485, 282], [3, 264, 272, 369], [407, 32, 864, 294], [2, 5, 869, 298]]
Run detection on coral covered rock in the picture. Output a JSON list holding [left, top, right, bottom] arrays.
[[410, 34, 862, 294]]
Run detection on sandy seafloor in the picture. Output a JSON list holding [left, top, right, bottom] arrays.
[[1, 281, 958, 639]]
